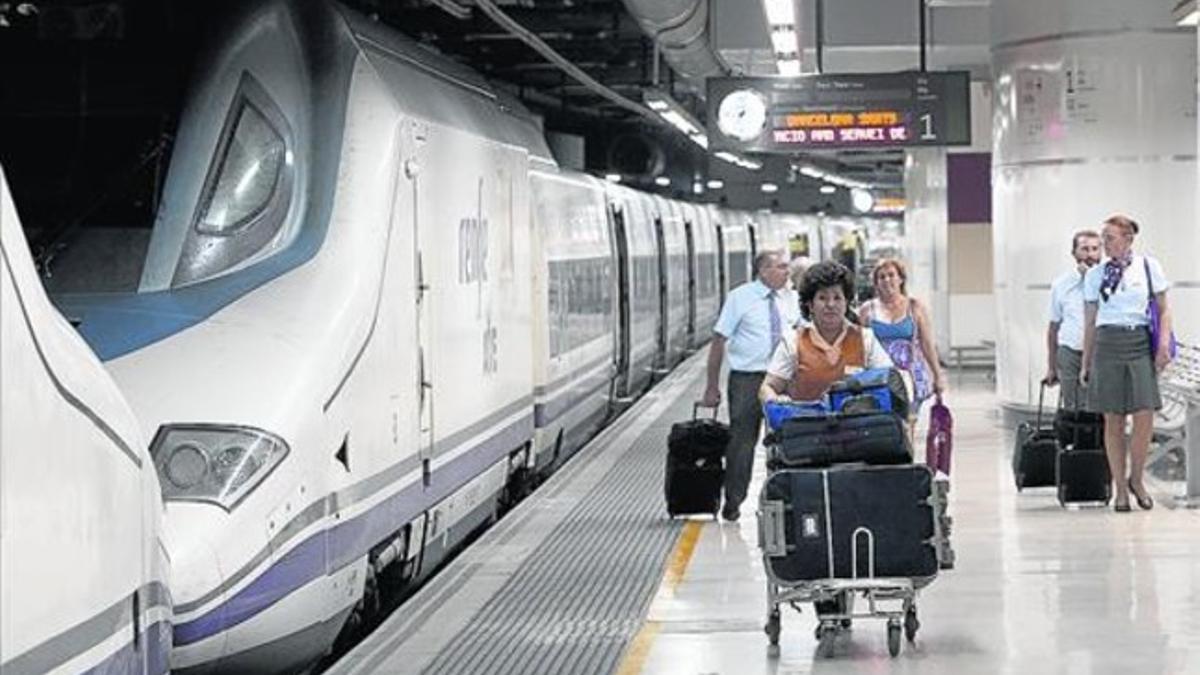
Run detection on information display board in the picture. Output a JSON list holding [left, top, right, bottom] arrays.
[[706, 72, 971, 153]]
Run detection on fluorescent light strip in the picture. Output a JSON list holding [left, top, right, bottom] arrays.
[[798, 164, 871, 190], [762, 0, 795, 26], [770, 25, 798, 55], [660, 110, 699, 136], [714, 151, 763, 171]]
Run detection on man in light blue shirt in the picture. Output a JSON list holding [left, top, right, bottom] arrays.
[[1044, 230, 1101, 409], [701, 250, 799, 521]]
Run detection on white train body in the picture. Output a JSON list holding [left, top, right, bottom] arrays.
[[0, 167, 170, 675], [33, 2, 823, 673]]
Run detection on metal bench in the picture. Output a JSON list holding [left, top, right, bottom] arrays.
[[1152, 341, 1200, 507]]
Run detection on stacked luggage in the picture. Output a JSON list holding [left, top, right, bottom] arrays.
[[757, 369, 951, 658], [1013, 382, 1109, 506]]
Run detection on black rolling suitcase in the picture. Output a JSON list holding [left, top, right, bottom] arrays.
[[1013, 383, 1058, 490], [1054, 383, 1105, 450], [759, 465, 938, 583], [664, 403, 728, 517], [1055, 384, 1111, 505], [770, 411, 910, 470]]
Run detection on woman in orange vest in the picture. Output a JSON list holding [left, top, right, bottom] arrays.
[[759, 261, 894, 404]]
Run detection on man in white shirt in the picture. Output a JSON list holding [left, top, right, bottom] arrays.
[[1044, 230, 1101, 409], [701, 251, 799, 521]]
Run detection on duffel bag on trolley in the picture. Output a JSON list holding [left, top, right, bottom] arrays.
[[770, 410, 911, 470], [828, 367, 910, 419]]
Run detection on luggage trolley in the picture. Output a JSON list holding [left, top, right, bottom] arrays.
[[755, 459, 950, 658], [754, 390, 950, 657], [758, 499, 934, 657]]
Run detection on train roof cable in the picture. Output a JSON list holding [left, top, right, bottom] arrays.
[[470, 0, 659, 122]]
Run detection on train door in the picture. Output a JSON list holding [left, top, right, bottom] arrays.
[[747, 223, 758, 279], [715, 224, 727, 305], [683, 220, 696, 344], [608, 202, 631, 398], [410, 121, 435, 492], [653, 217, 669, 371]]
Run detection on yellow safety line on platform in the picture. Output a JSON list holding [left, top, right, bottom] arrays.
[[616, 519, 704, 675]]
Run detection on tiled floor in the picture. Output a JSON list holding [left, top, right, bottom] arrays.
[[636, 375, 1200, 675]]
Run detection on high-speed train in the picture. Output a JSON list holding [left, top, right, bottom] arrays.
[[0, 167, 171, 674], [40, 1, 817, 672]]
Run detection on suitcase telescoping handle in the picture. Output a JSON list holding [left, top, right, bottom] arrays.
[[1035, 380, 1047, 429], [693, 402, 719, 421]]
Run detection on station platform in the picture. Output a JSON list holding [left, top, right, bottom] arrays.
[[327, 353, 1200, 675]]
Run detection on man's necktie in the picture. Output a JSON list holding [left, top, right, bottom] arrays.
[[768, 290, 782, 350]]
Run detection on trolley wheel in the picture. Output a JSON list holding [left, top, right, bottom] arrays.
[[887, 621, 902, 657], [904, 606, 920, 643], [765, 610, 781, 647], [814, 622, 837, 656]]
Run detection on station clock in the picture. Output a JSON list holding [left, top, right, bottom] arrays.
[[716, 89, 768, 142]]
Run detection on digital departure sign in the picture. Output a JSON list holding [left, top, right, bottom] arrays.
[[706, 72, 972, 153]]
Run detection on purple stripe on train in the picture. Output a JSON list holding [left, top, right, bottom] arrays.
[[174, 416, 533, 646]]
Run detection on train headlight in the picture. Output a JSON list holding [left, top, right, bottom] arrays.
[[151, 425, 289, 510]]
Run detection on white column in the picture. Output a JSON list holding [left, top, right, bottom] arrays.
[[903, 148, 950, 359], [992, 0, 1198, 409]]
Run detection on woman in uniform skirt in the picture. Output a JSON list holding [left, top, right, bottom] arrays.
[[1080, 215, 1174, 512]]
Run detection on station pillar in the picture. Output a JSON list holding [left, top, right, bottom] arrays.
[[991, 0, 1197, 408], [903, 148, 950, 358]]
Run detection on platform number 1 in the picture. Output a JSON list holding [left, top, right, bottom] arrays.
[[919, 113, 936, 141]]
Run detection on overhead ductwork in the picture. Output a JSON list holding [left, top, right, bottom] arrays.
[[619, 0, 726, 88]]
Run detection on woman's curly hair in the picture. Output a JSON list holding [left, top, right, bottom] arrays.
[[799, 260, 855, 320]]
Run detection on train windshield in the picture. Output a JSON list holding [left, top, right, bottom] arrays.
[[31, 72, 296, 296], [164, 78, 296, 289]]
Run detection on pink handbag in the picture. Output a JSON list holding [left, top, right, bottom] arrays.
[[926, 395, 953, 475]]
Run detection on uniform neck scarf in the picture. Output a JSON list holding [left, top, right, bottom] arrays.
[[1100, 254, 1133, 302]]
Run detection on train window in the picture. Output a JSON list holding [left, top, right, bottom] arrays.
[[172, 73, 295, 287], [196, 103, 285, 234]]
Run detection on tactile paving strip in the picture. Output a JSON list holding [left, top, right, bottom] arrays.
[[420, 388, 700, 675]]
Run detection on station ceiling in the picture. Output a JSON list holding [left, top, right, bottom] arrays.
[[354, 0, 991, 195], [0, 0, 991, 227]]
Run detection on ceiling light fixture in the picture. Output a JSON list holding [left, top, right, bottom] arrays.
[[605, 173, 622, 183], [714, 151, 763, 171], [762, 0, 796, 26], [762, 0, 801, 75], [797, 164, 872, 190], [850, 188, 876, 213], [761, 182, 779, 193], [644, 88, 720, 154], [655, 176, 671, 187], [820, 184, 837, 194], [706, 179, 725, 189], [1174, 0, 1198, 25]]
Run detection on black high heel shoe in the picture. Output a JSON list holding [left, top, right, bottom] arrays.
[[1128, 479, 1154, 511]]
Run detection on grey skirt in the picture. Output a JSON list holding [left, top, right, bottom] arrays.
[[1092, 326, 1161, 414]]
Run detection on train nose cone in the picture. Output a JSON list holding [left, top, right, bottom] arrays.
[[164, 507, 230, 672]]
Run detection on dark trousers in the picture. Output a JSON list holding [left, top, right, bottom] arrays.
[[724, 370, 765, 510], [1056, 345, 1090, 410]]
